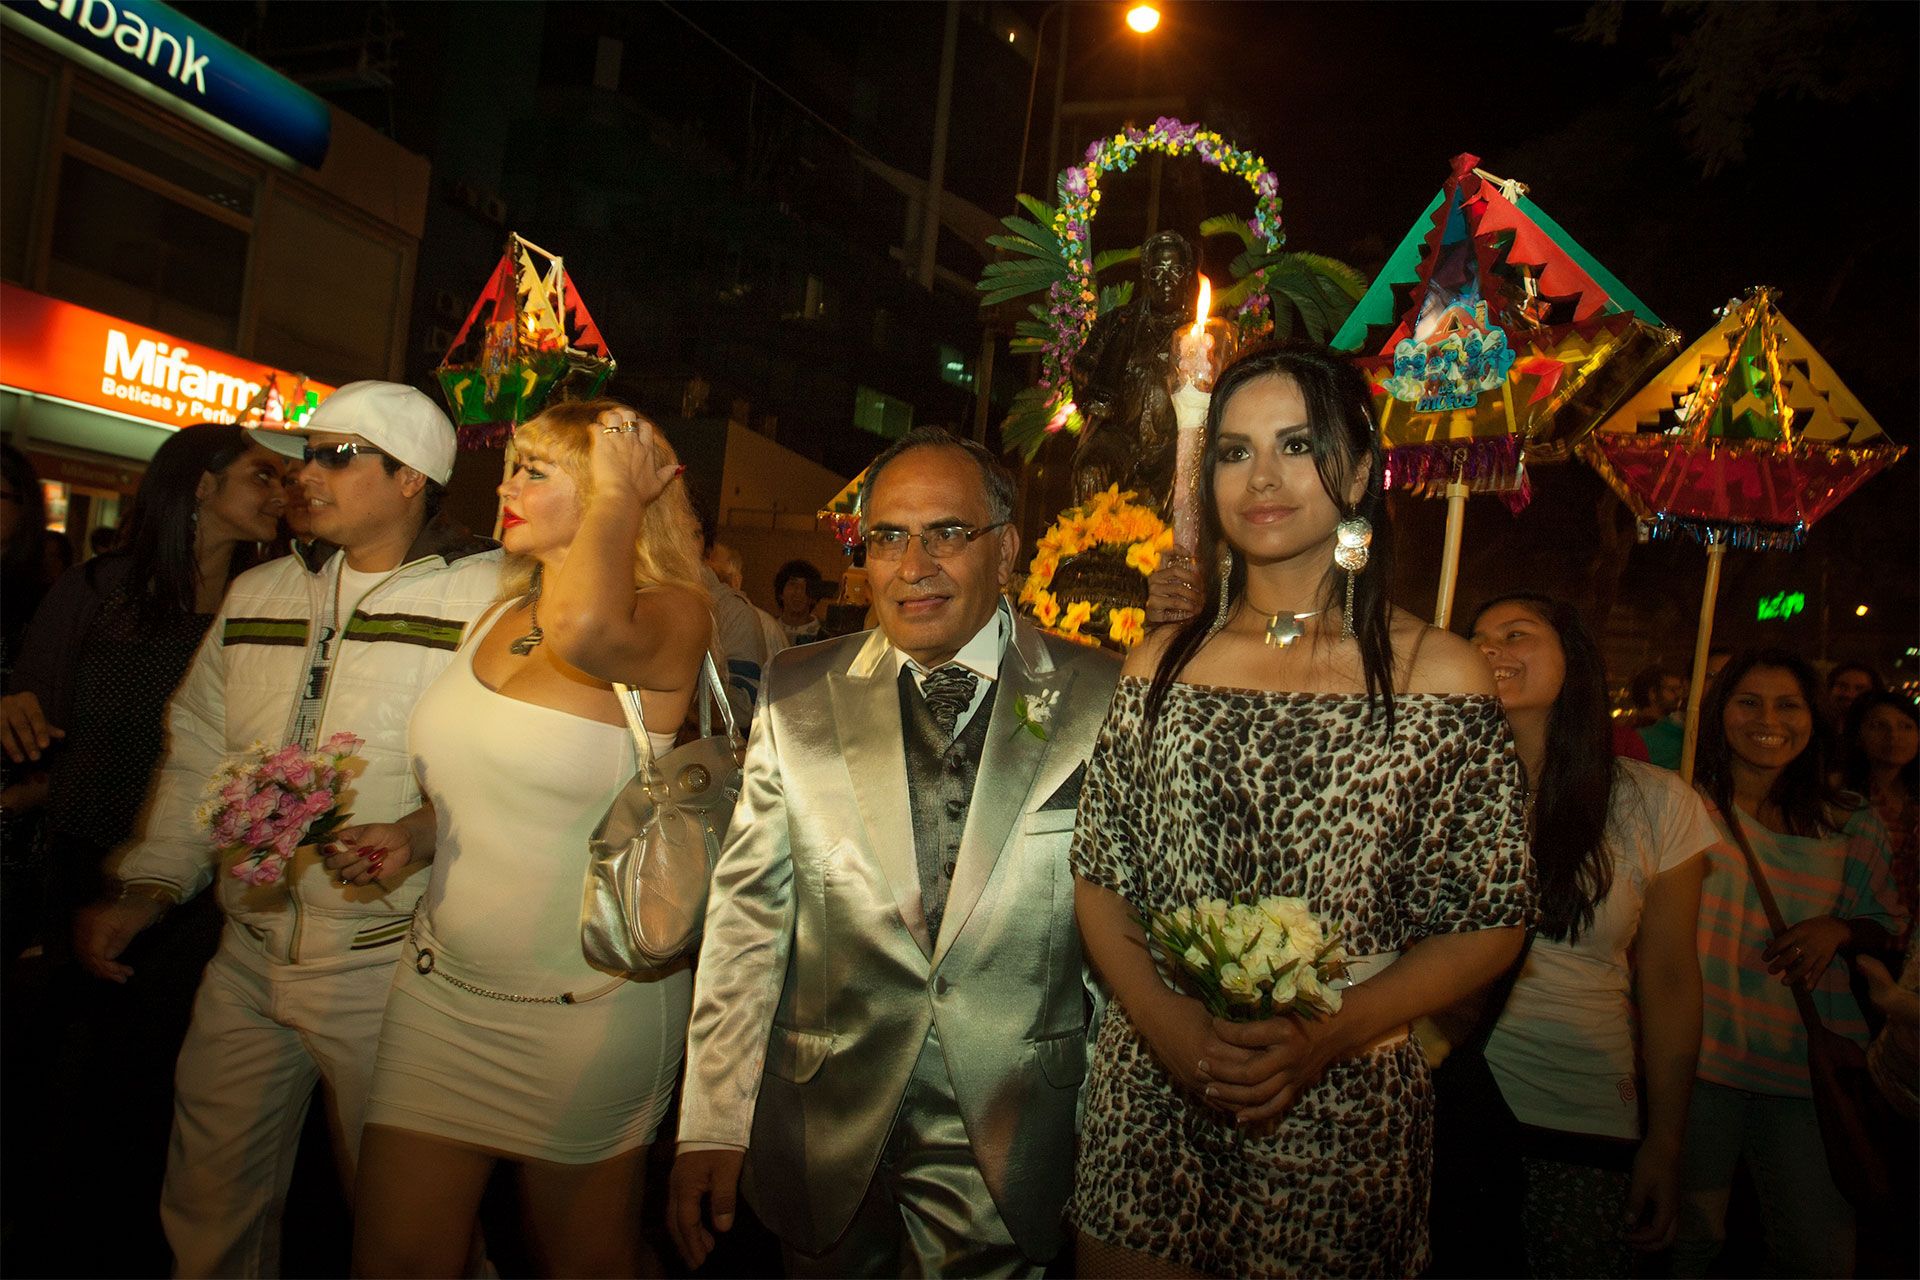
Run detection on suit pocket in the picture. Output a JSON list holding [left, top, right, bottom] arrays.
[[1021, 808, 1077, 836], [1032, 1027, 1088, 1087], [765, 1026, 835, 1083]]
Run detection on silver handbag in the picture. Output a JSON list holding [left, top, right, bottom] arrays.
[[582, 652, 744, 973]]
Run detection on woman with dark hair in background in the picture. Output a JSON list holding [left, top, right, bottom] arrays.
[[0, 444, 49, 678], [1456, 593, 1714, 1276], [0, 423, 284, 1275], [1836, 690, 1918, 941], [1673, 648, 1905, 1278], [1069, 344, 1532, 1276], [1, 444, 53, 959]]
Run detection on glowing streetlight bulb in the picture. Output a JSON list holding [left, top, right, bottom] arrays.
[[1855, 604, 1870, 617], [1126, 5, 1160, 34]]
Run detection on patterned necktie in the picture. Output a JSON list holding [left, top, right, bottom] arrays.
[[921, 666, 979, 741]]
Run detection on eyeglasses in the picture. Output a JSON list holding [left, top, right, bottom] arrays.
[[301, 442, 387, 469], [863, 522, 1008, 561]]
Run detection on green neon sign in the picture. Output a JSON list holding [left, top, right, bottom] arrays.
[[1757, 591, 1806, 621]]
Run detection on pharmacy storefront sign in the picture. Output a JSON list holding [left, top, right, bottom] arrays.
[[0, 283, 331, 430]]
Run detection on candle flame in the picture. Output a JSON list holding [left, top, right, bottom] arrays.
[[1191, 275, 1210, 340]]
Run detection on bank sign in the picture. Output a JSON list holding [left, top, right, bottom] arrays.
[[2, 0, 330, 169], [0, 283, 334, 429]]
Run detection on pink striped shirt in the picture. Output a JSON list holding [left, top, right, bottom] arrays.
[[1696, 800, 1904, 1096]]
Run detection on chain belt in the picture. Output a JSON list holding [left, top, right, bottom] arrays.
[[406, 931, 624, 1006]]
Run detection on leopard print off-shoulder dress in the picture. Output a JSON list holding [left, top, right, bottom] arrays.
[[1068, 679, 1532, 1278]]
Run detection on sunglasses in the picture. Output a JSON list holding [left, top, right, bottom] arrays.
[[301, 442, 387, 469]]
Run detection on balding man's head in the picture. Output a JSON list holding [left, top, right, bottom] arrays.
[[706, 542, 744, 590]]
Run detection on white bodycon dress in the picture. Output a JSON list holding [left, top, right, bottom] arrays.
[[363, 607, 691, 1163]]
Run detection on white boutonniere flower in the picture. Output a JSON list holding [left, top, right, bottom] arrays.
[[1010, 689, 1058, 741]]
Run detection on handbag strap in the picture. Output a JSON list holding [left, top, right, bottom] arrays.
[[611, 646, 742, 775], [1722, 804, 1827, 1034]]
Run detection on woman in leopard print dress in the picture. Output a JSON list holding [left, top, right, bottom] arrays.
[[1069, 345, 1534, 1278]]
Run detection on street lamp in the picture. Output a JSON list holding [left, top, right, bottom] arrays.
[[1013, 3, 1161, 203]]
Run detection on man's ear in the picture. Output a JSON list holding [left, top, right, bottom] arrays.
[[398, 466, 429, 500], [996, 523, 1022, 589]]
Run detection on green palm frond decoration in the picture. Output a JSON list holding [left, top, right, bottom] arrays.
[[1202, 214, 1367, 342]]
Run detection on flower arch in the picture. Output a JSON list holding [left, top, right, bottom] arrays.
[[1031, 119, 1285, 443]]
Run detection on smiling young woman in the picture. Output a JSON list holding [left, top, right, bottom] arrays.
[[1429, 593, 1716, 1277], [1675, 648, 1906, 1277], [1067, 344, 1533, 1277]]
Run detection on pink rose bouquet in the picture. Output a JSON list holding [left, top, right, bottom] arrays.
[[197, 732, 364, 885]]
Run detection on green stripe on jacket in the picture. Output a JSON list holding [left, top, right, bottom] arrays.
[[343, 612, 465, 651], [223, 617, 310, 647]]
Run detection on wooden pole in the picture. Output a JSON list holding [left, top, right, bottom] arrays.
[[1679, 541, 1728, 783], [1433, 480, 1470, 628]]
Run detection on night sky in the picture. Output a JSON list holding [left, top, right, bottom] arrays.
[[1033, 0, 1917, 668]]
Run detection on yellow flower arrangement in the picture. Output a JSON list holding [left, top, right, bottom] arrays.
[[1019, 486, 1169, 650]]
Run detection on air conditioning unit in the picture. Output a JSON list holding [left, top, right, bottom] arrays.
[[482, 195, 507, 224], [434, 289, 462, 320], [427, 326, 457, 355]]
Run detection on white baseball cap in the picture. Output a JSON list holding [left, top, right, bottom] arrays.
[[248, 381, 457, 485]]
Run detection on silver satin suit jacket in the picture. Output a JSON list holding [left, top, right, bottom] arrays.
[[678, 613, 1123, 1257]]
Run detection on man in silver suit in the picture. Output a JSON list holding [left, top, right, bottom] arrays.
[[668, 428, 1122, 1277]]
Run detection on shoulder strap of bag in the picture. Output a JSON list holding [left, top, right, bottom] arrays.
[[610, 646, 744, 772], [1722, 805, 1828, 1034]]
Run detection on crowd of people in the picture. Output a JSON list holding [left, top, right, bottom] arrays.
[[0, 341, 1912, 1280]]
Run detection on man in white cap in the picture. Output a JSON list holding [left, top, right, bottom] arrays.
[[75, 381, 501, 1277]]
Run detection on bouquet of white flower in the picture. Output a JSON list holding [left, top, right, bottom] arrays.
[[1139, 895, 1349, 1021]]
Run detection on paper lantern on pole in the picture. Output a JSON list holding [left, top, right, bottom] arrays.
[[1333, 153, 1678, 625], [817, 466, 869, 552], [435, 233, 616, 448], [1581, 286, 1906, 777]]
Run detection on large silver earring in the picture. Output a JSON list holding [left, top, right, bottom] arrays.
[[1335, 515, 1371, 639], [1207, 545, 1233, 638]]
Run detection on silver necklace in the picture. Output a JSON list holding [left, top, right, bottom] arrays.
[[1246, 603, 1327, 648], [508, 567, 544, 655]]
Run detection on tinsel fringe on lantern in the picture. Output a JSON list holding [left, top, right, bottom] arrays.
[[1383, 436, 1532, 513], [1638, 514, 1809, 551]]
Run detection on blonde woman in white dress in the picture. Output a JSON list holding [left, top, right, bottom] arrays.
[[325, 400, 709, 1277]]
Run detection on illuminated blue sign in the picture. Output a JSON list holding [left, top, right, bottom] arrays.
[[3, 0, 331, 169]]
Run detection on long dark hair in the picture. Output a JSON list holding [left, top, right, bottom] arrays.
[[1695, 647, 1853, 837], [1838, 690, 1919, 799], [109, 424, 263, 624], [1469, 592, 1614, 943], [1144, 343, 1396, 729], [1, 443, 48, 591]]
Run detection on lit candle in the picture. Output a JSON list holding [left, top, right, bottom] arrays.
[[1169, 275, 1222, 555]]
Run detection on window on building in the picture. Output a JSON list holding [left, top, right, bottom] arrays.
[[1, 55, 52, 284], [937, 342, 974, 390], [48, 158, 249, 347], [45, 90, 255, 347], [853, 385, 913, 440]]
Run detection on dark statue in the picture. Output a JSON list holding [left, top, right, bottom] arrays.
[[1068, 230, 1199, 507]]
